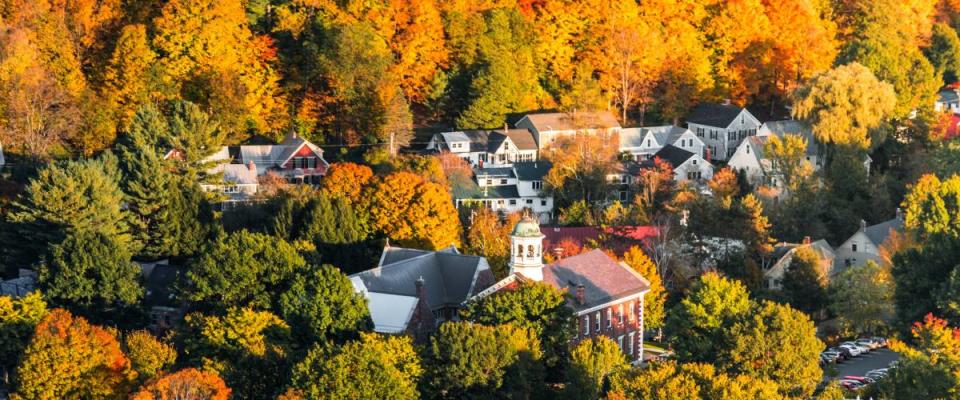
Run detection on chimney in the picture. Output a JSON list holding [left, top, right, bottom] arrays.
[[802, 236, 811, 245], [576, 284, 585, 305], [896, 207, 903, 221], [415, 276, 426, 299], [504, 122, 509, 134], [247, 160, 256, 171], [860, 219, 867, 232]]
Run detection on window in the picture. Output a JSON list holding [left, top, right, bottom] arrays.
[[852, 243, 858, 252], [619, 191, 628, 201], [526, 199, 533, 204], [223, 185, 239, 194], [618, 335, 624, 350], [583, 316, 590, 335], [527, 245, 535, 258], [294, 157, 304, 169], [509, 199, 517, 205], [746, 145, 750, 154], [621, 175, 630, 184], [606, 309, 612, 329], [628, 301, 634, 321], [485, 179, 492, 186], [517, 244, 523, 257], [687, 172, 697, 180], [618, 305, 624, 324], [594, 312, 601, 332], [532, 181, 542, 190], [541, 200, 547, 206], [646, 139, 651, 146], [628, 332, 635, 355], [500, 179, 508, 185], [692, 159, 697, 165]]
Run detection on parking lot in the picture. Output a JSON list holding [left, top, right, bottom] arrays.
[[824, 348, 899, 379]]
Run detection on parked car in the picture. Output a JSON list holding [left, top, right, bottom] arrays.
[[821, 351, 842, 364], [855, 338, 879, 350], [839, 344, 863, 357], [839, 379, 865, 391], [871, 337, 888, 348], [866, 369, 888, 380], [844, 376, 877, 385], [829, 347, 852, 361], [842, 341, 871, 354]]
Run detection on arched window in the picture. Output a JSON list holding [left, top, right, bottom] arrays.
[[527, 245, 535, 258], [517, 244, 524, 257]]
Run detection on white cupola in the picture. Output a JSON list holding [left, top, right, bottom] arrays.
[[509, 215, 544, 281]]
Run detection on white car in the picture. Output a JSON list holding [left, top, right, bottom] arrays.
[[839, 344, 863, 357], [842, 341, 871, 354]]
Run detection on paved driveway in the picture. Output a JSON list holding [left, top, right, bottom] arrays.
[[823, 348, 899, 379]]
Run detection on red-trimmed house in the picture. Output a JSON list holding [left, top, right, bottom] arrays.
[[169, 132, 329, 205], [471, 216, 652, 363]]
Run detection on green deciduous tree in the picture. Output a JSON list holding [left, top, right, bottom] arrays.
[[278, 264, 371, 346], [719, 301, 823, 397], [181, 308, 292, 400], [608, 361, 783, 400], [925, 23, 960, 83], [564, 336, 628, 400], [461, 281, 573, 369], [455, 9, 544, 129], [182, 230, 306, 311], [423, 322, 544, 399], [39, 230, 142, 309], [291, 333, 421, 400], [666, 273, 752, 363], [829, 261, 895, 336], [792, 62, 896, 150]]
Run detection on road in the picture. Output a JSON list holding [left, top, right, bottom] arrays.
[[824, 348, 899, 379]]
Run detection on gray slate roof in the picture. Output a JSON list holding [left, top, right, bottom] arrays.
[[352, 247, 493, 309], [487, 129, 538, 152], [514, 161, 551, 180], [864, 218, 904, 246], [653, 144, 695, 167], [452, 180, 521, 200], [686, 103, 743, 127]]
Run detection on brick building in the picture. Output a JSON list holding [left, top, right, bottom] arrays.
[[473, 216, 651, 362]]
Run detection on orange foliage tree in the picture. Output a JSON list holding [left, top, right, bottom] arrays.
[[13, 309, 134, 400], [321, 162, 374, 204], [131, 368, 230, 400], [707, 167, 739, 209], [362, 172, 462, 250]]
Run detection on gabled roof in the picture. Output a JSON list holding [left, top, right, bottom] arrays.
[[439, 131, 471, 144], [686, 103, 745, 127], [520, 111, 621, 132], [653, 144, 696, 167], [514, 161, 552, 180], [211, 163, 258, 185], [542, 249, 650, 312], [351, 247, 493, 310], [475, 167, 516, 179], [863, 218, 904, 247], [759, 120, 817, 157], [487, 129, 538, 152], [619, 125, 689, 149], [363, 292, 419, 334]]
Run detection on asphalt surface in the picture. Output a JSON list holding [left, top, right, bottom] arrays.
[[823, 348, 900, 380]]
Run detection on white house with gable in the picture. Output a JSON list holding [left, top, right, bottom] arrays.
[[426, 128, 539, 167], [619, 125, 705, 161], [685, 103, 760, 161]]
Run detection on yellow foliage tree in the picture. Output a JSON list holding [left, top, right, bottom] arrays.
[[13, 309, 135, 400], [622, 246, 667, 329], [363, 172, 462, 250], [103, 24, 160, 129]]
